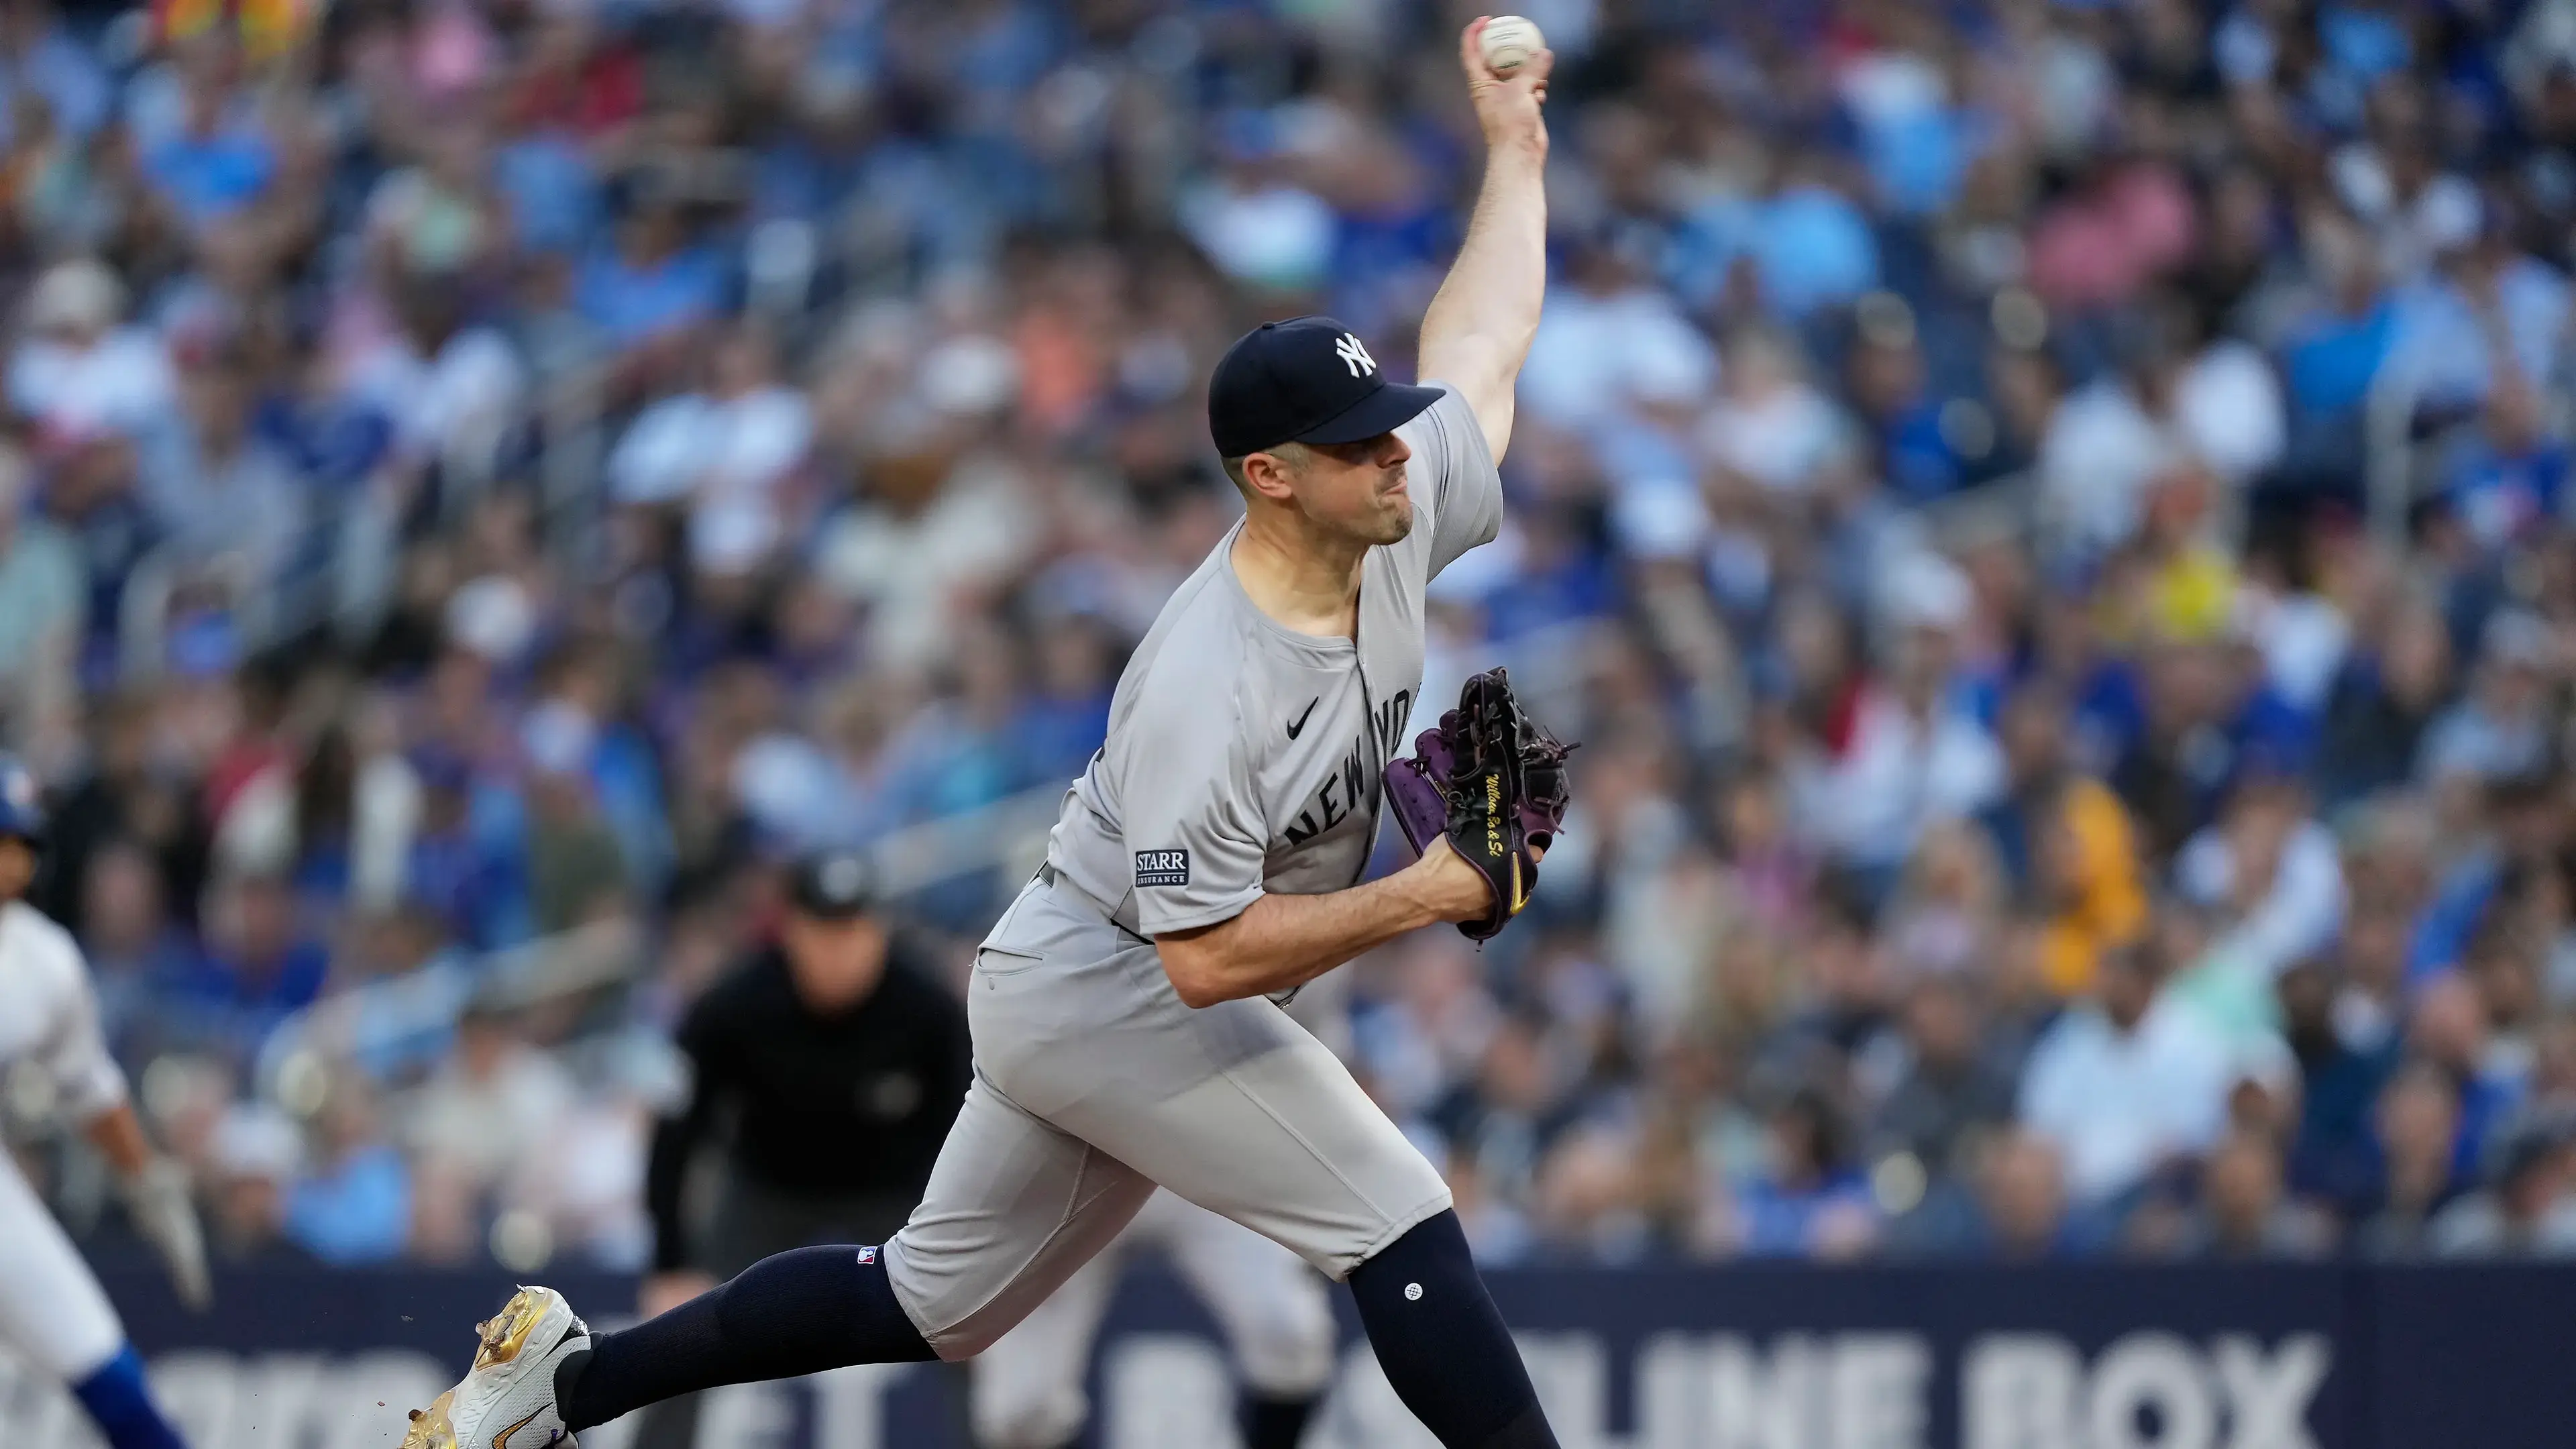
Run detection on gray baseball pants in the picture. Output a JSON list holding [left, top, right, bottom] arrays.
[[883, 871, 1451, 1361]]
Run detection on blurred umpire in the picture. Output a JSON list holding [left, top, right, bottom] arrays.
[[632, 849, 971, 1449]]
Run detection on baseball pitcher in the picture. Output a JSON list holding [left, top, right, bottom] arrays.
[[403, 18, 1565, 1449]]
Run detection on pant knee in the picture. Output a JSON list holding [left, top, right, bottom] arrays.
[[1348, 1210, 1486, 1308], [890, 1229, 1117, 1363], [883, 1234, 994, 1359], [935, 1318, 1014, 1362], [895, 1257, 1024, 1362]]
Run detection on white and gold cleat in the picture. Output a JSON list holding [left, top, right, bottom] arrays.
[[399, 1286, 590, 1449]]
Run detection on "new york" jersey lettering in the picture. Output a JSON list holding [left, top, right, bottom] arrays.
[[1281, 690, 1411, 847]]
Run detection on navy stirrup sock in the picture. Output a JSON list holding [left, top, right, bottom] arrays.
[[1345, 1211, 1559, 1449], [71, 1345, 188, 1449], [561, 1226, 1541, 1444], [558, 1245, 936, 1432]]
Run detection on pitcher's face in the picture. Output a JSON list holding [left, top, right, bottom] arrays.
[[1287, 431, 1416, 546]]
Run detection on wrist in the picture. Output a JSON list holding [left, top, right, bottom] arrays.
[[1387, 857, 1456, 930], [1401, 843, 1495, 924]]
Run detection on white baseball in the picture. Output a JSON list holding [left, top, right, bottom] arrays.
[[1479, 14, 1544, 75]]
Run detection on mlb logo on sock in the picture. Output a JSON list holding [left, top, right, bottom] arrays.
[[856, 1246, 877, 1265]]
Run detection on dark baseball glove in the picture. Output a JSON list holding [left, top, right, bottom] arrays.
[[1383, 667, 1574, 941]]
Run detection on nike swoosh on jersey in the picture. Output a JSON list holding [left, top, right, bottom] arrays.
[[1285, 698, 1320, 739]]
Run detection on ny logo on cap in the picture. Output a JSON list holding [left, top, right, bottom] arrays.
[[1335, 333, 1377, 377]]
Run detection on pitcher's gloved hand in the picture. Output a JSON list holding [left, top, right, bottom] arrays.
[[127, 1157, 211, 1311], [1384, 668, 1574, 941]]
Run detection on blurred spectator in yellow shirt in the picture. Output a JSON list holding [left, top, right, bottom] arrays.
[[1978, 684, 2149, 996], [2092, 462, 2240, 652]]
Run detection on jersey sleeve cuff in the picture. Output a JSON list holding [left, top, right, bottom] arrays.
[[1139, 884, 1268, 938]]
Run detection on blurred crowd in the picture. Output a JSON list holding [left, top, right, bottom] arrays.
[[9, 0, 2576, 1274]]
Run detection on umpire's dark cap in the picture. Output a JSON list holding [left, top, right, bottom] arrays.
[[1208, 316, 1444, 458], [789, 849, 878, 920]]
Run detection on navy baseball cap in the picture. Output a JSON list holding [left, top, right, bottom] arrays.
[[788, 849, 877, 920], [1208, 316, 1445, 458]]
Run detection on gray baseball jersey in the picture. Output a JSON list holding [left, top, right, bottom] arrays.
[[1044, 382, 1503, 936], [883, 382, 1502, 1359]]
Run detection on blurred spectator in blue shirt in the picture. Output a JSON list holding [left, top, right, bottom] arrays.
[[1669, 152, 1880, 321], [142, 64, 276, 232], [74, 838, 196, 1055], [205, 1102, 307, 1263], [2111, 639, 2311, 862], [2317, 602, 2454, 810], [2420, 612, 2555, 784], [2167, 1131, 2337, 1258], [494, 120, 598, 258], [2278, 211, 2397, 470], [0, 439, 83, 706], [158, 868, 329, 1065], [403, 747, 527, 951], [891, 625, 1035, 822], [1731, 1092, 1880, 1258], [1754, 160, 1884, 321], [1015, 612, 1116, 789], [2353, 1061, 2468, 1256], [577, 186, 729, 350], [0, 0, 108, 147], [1843, 299, 1976, 502], [141, 357, 307, 588], [1863, 975, 2022, 1190], [2438, 384, 2568, 559], [2410, 971, 2522, 1184], [1894, 1129, 2101, 1260], [284, 1080, 413, 1265], [2282, 959, 2401, 1213]]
